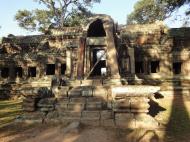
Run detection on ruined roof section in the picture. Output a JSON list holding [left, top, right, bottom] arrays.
[[168, 27, 190, 38], [2, 35, 47, 45], [121, 22, 165, 35], [49, 27, 83, 36]]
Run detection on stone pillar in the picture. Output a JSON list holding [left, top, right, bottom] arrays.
[[66, 49, 71, 77], [77, 38, 85, 79], [104, 22, 120, 79], [128, 48, 135, 74]]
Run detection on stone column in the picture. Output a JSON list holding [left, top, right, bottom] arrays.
[[128, 48, 135, 74], [104, 22, 120, 79], [66, 49, 71, 77], [77, 38, 85, 79]]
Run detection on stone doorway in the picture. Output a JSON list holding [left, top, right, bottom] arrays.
[[90, 48, 107, 77]]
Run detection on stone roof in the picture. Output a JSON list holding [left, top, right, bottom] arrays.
[[169, 27, 190, 38]]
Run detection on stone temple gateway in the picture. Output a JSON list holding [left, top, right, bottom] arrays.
[[0, 14, 190, 128]]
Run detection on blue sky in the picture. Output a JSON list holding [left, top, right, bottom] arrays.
[[0, 0, 188, 37]]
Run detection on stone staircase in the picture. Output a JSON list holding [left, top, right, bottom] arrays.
[[55, 84, 113, 126]]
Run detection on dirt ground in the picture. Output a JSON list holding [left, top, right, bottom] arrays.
[[0, 123, 166, 142]]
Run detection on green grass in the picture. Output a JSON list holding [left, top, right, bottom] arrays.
[[0, 100, 22, 127]]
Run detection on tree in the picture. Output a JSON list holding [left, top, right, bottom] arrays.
[[127, 0, 190, 24], [15, 0, 100, 32]]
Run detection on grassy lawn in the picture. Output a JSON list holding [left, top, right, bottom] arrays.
[[0, 100, 22, 127]]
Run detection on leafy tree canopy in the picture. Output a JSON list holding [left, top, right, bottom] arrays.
[[15, 0, 100, 32], [127, 0, 190, 24]]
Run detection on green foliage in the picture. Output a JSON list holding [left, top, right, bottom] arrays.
[[127, 0, 190, 24], [15, 0, 101, 32]]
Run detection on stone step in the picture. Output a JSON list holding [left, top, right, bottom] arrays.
[[59, 111, 82, 119], [68, 89, 81, 97], [67, 103, 85, 112], [81, 111, 100, 120]]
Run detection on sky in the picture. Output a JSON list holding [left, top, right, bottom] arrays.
[[0, 0, 188, 37]]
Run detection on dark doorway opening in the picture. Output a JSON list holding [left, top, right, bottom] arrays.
[[46, 64, 55, 75], [28, 67, 36, 77], [91, 49, 106, 76], [1, 67, 9, 78], [15, 67, 23, 78], [151, 61, 160, 73], [87, 19, 106, 37], [135, 61, 144, 73], [173, 62, 181, 74], [61, 64, 66, 75]]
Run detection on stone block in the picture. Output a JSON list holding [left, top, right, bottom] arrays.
[[130, 101, 150, 110], [57, 97, 69, 103], [87, 97, 102, 102], [60, 111, 82, 118], [100, 110, 113, 120], [81, 111, 100, 120], [67, 103, 85, 112], [115, 113, 134, 120], [113, 99, 130, 109], [130, 109, 149, 113], [68, 90, 81, 97], [23, 107, 36, 112], [86, 102, 102, 110], [81, 80, 93, 86], [22, 102, 35, 108], [93, 87, 108, 100], [55, 103, 68, 111], [40, 107, 54, 112], [82, 89, 93, 97], [70, 97, 86, 103], [80, 119, 100, 126], [38, 98, 57, 105]]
